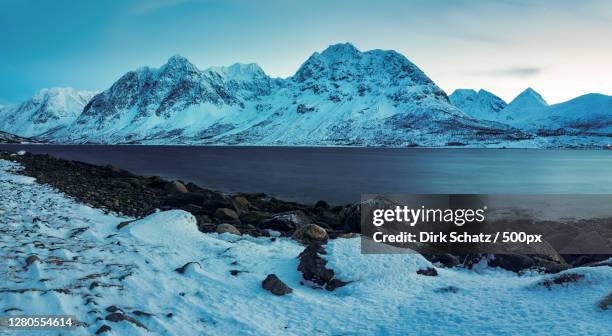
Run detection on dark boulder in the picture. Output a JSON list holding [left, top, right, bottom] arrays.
[[116, 220, 136, 230], [599, 292, 612, 310], [314, 200, 330, 209], [488, 254, 536, 273], [162, 192, 206, 207], [201, 191, 234, 212], [239, 211, 272, 226], [563, 254, 612, 267], [538, 273, 585, 289], [421, 254, 461, 268], [214, 208, 240, 223], [298, 244, 334, 286], [95, 325, 111, 334], [292, 224, 328, 244], [24, 255, 40, 268], [325, 278, 349, 291], [297, 243, 348, 291], [262, 274, 293, 296], [180, 203, 205, 215], [146, 176, 167, 189], [215, 223, 241, 235], [232, 196, 254, 214], [105, 306, 122, 313], [174, 262, 201, 274], [164, 181, 188, 194], [339, 203, 361, 233], [262, 210, 311, 231], [105, 313, 124, 322], [417, 267, 438, 276], [532, 256, 571, 274]]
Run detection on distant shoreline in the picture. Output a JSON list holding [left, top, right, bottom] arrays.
[[2, 142, 611, 150]]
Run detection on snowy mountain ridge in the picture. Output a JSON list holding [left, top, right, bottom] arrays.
[[451, 87, 612, 146], [0, 87, 96, 138], [40, 43, 526, 146], [1, 43, 610, 147], [449, 89, 507, 121]]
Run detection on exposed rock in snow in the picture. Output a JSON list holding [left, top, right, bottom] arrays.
[[261, 274, 293, 296], [599, 292, 612, 310]]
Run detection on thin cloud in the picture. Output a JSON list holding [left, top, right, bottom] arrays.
[[449, 32, 510, 45], [466, 67, 544, 78]]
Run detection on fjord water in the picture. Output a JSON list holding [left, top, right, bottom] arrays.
[[2, 145, 612, 204]]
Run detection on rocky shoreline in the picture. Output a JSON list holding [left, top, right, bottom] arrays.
[[1, 150, 610, 275], [0, 150, 356, 239]]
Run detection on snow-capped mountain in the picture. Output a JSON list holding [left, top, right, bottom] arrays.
[[449, 86, 612, 146], [495, 87, 549, 125], [449, 89, 507, 121], [505, 93, 612, 136], [43, 43, 525, 146], [0, 87, 96, 137], [540, 94, 612, 134], [462, 87, 612, 135]]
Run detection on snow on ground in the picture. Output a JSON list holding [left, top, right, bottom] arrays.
[[0, 159, 610, 335]]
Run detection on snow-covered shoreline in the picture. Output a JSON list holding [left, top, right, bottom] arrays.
[[1, 159, 610, 335]]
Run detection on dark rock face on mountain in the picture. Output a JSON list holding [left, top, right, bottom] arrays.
[[36, 43, 527, 146], [76, 56, 255, 130]]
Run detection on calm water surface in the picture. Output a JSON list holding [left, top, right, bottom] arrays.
[[2, 145, 612, 204]]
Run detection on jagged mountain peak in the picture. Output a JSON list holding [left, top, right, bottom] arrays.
[[510, 87, 548, 107], [494, 87, 550, 124], [449, 88, 507, 120], [293, 43, 445, 104], [478, 89, 499, 97], [320, 42, 360, 60], [23, 87, 95, 113], [0, 87, 95, 137], [159, 54, 200, 76], [207, 62, 268, 81], [28, 87, 95, 104], [453, 88, 478, 96], [164, 54, 197, 67]]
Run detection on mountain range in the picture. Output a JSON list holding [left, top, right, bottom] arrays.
[[1, 43, 610, 148], [450, 87, 612, 146]]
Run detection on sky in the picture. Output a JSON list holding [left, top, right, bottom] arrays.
[[1, 0, 611, 105]]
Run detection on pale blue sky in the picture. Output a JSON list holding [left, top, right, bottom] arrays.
[[1, 0, 611, 104]]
